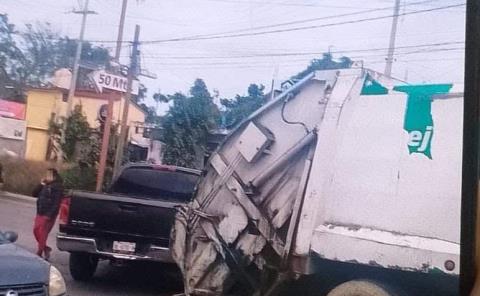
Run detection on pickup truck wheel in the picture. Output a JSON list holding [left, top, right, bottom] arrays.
[[326, 280, 396, 296], [69, 252, 98, 281]]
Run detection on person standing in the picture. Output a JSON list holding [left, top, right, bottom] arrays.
[[32, 168, 64, 260]]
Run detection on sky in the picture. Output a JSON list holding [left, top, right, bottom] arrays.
[[1, 0, 466, 114]]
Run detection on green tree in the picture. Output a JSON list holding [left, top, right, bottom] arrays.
[[133, 83, 148, 104], [135, 84, 162, 124], [292, 53, 352, 80], [61, 105, 92, 161], [1, 18, 111, 101], [153, 90, 168, 112], [162, 79, 219, 168], [21, 22, 110, 86], [139, 103, 158, 123], [220, 84, 266, 128], [49, 106, 119, 190], [0, 14, 27, 101]]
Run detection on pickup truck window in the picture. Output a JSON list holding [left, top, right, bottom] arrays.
[[110, 168, 199, 201]]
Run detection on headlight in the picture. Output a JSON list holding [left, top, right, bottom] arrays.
[[49, 265, 66, 296]]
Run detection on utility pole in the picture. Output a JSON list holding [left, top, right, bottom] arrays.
[[115, 0, 128, 61], [95, 0, 129, 191], [269, 64, 279, 101], [65, 0, 95, 116], [384, 0, 401, 77], [113, 25, 140, 179], [59, 0, 95, 162], [95, 94, 114, 191]]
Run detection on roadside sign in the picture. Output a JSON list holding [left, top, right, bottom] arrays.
[[0, 117, 26, 141], [91, 70, 139, 95]]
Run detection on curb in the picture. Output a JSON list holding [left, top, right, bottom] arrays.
[[0, 191, 35, 203]]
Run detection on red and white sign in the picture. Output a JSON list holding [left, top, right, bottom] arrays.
[[0, 99, 26, 120]]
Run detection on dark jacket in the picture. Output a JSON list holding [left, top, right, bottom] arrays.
[[32, 180, 64, 218]]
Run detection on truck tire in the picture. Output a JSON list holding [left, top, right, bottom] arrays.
[[326, 280, 396, 296], [69, 252, 98, 281]]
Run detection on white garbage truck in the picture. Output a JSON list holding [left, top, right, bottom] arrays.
[[171, 68, 463, 296]]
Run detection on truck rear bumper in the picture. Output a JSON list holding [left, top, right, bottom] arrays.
[[56, 233, 174, 263], [309, 224, 460, 275]]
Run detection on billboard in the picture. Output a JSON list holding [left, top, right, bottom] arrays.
[[0, 117, 26, 141], [0, 99, 26, 120]]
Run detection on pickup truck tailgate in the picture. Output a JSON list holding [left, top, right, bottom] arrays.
[[63, 166, 200, 248], [68, 192, 178, 245]]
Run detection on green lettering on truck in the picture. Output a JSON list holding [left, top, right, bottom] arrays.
[[393, 84, 453, 159]]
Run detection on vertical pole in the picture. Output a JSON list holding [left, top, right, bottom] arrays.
[[95, 0, 128, 191], [95, 94, 114, 192], [461, 0, 480, 294], [113, 25, 140, 178], [115, 0, 128, 62], [384, 0, 400, 77], [65, 0, 90, 116], [269, 64, 279, 101]]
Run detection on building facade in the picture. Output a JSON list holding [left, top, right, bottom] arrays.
[[0, 99, 27, 157], [25, 87, 147, 161]]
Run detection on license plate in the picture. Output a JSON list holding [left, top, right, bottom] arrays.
[[113, 241, 136, 253]]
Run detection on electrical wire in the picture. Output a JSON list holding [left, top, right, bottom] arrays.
[[203, 0, 386, 9], [281, 93, 309, 134], [140, 47, 464, 70], [142, 3, 465, 44], [138, 41, 464, 60], [7, 2, 464, 46], [144, 0, 438, 42]]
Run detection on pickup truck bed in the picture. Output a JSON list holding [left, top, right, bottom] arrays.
[[57, 164, 201, 280]]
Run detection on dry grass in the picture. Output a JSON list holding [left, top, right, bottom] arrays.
[[0, 156, 66, 196]]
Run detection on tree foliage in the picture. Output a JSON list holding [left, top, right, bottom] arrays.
[[220, 84, 266, 128], [139, 103, 158, 123], [292, 53, 353, 80], [0, 16, 110, 101], [48, 105, 119, 190], [0, 14, 27, 101], [161, 79, 219, 168], [133, 83, 148, 104], [21, 22, 110, 86], [54, 105, 92, 162]]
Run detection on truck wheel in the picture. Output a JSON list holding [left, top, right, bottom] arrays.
[[326, 280, 396, 296], [69, 252, 98, 281]]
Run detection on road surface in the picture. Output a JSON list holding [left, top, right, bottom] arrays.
[[0, 193, 183, 296]]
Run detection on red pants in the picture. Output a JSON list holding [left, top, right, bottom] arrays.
[[33, 215, 55, 256]]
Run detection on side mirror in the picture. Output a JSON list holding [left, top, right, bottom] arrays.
[[4, 231, 18, 243]]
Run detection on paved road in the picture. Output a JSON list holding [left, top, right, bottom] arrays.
[[0, 194, 183, 296]]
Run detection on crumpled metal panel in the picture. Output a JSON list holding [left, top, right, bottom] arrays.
[[172, 150, 310, 294]]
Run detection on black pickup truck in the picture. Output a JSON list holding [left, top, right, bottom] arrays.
[[56, 164, 201, 281]]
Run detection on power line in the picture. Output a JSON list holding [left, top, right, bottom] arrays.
[[8, 2, 463, 46], [49, 0, 446, 45], [139, 47, 464, 70], [142, 3, 465, 44], [143, 53, 463, 71], [202, 0, 394, 9], [151, 0, 438, 42], [142, 55, 465, 67], [138, 41, 464, 60]]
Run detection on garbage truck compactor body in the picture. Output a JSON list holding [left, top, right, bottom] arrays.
[[171, 68, 463, 295]]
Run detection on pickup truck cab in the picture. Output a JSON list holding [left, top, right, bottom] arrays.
[[56, 164, 201, 281]]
